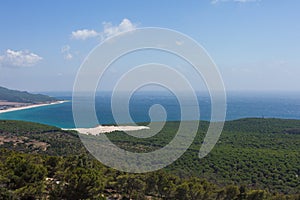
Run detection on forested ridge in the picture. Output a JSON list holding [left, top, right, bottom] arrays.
[[0, 119, 299, 199], [0, 86, 57, 103]]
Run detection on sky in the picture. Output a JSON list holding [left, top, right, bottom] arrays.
[[0, 0, 299, 92]]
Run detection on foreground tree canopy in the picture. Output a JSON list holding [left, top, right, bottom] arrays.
[[0, 119, 299, 199]]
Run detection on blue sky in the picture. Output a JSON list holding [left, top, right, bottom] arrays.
[[0, 0, 299, 92]]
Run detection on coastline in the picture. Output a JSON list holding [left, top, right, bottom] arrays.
[[66, 125, 150, 135], [0, 100, 68, 114]]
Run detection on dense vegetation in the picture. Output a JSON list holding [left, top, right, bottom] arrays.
[[0, 120, 84, 156], [99, 118, 300, 194], [0, 86, 57, 103], [0, 119, 299, 199]]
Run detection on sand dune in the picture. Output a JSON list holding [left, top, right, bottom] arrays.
[[68, 125, 150, 135]]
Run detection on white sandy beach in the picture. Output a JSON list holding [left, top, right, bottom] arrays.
[[68, 125, 150, 135], [0, 100, 67, 114]]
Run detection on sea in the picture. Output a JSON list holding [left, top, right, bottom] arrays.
[[1, 91, 300, 128]]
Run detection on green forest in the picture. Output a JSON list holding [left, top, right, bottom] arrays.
[[0, 86, 57, 103], [0, 119, 299, 200]]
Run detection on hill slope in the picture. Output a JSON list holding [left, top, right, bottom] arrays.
[[0, 120, 85, 155], [0, 86, 57, 103], [0, 118, 299, 197]]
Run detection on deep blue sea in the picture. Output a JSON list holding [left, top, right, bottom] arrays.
[[1, 91, 300, 128]]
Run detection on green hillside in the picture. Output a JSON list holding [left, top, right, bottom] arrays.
[[0, 120, 85, 156], [0, 119, 299, 199], [0, 86, 57, 103], [94, 118, 299, 195]]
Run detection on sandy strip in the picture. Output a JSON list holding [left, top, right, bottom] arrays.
[[0, 100, 68, 114], [67, 125, 150, 135]]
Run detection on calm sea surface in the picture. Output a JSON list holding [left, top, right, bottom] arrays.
[[1, 91, 300, 128]]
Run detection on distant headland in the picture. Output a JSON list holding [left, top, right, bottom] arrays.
[[0, 86, 65, 114]]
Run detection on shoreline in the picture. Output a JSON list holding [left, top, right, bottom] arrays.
[[66, 125, 150, 135], [0, 100, 68, 114]]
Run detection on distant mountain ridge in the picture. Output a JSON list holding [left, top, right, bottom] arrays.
[[0, 86, 57, 103]]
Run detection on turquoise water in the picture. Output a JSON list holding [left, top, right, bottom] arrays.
[[0, 100, 74, 128], [1, 92, 300, 128]]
